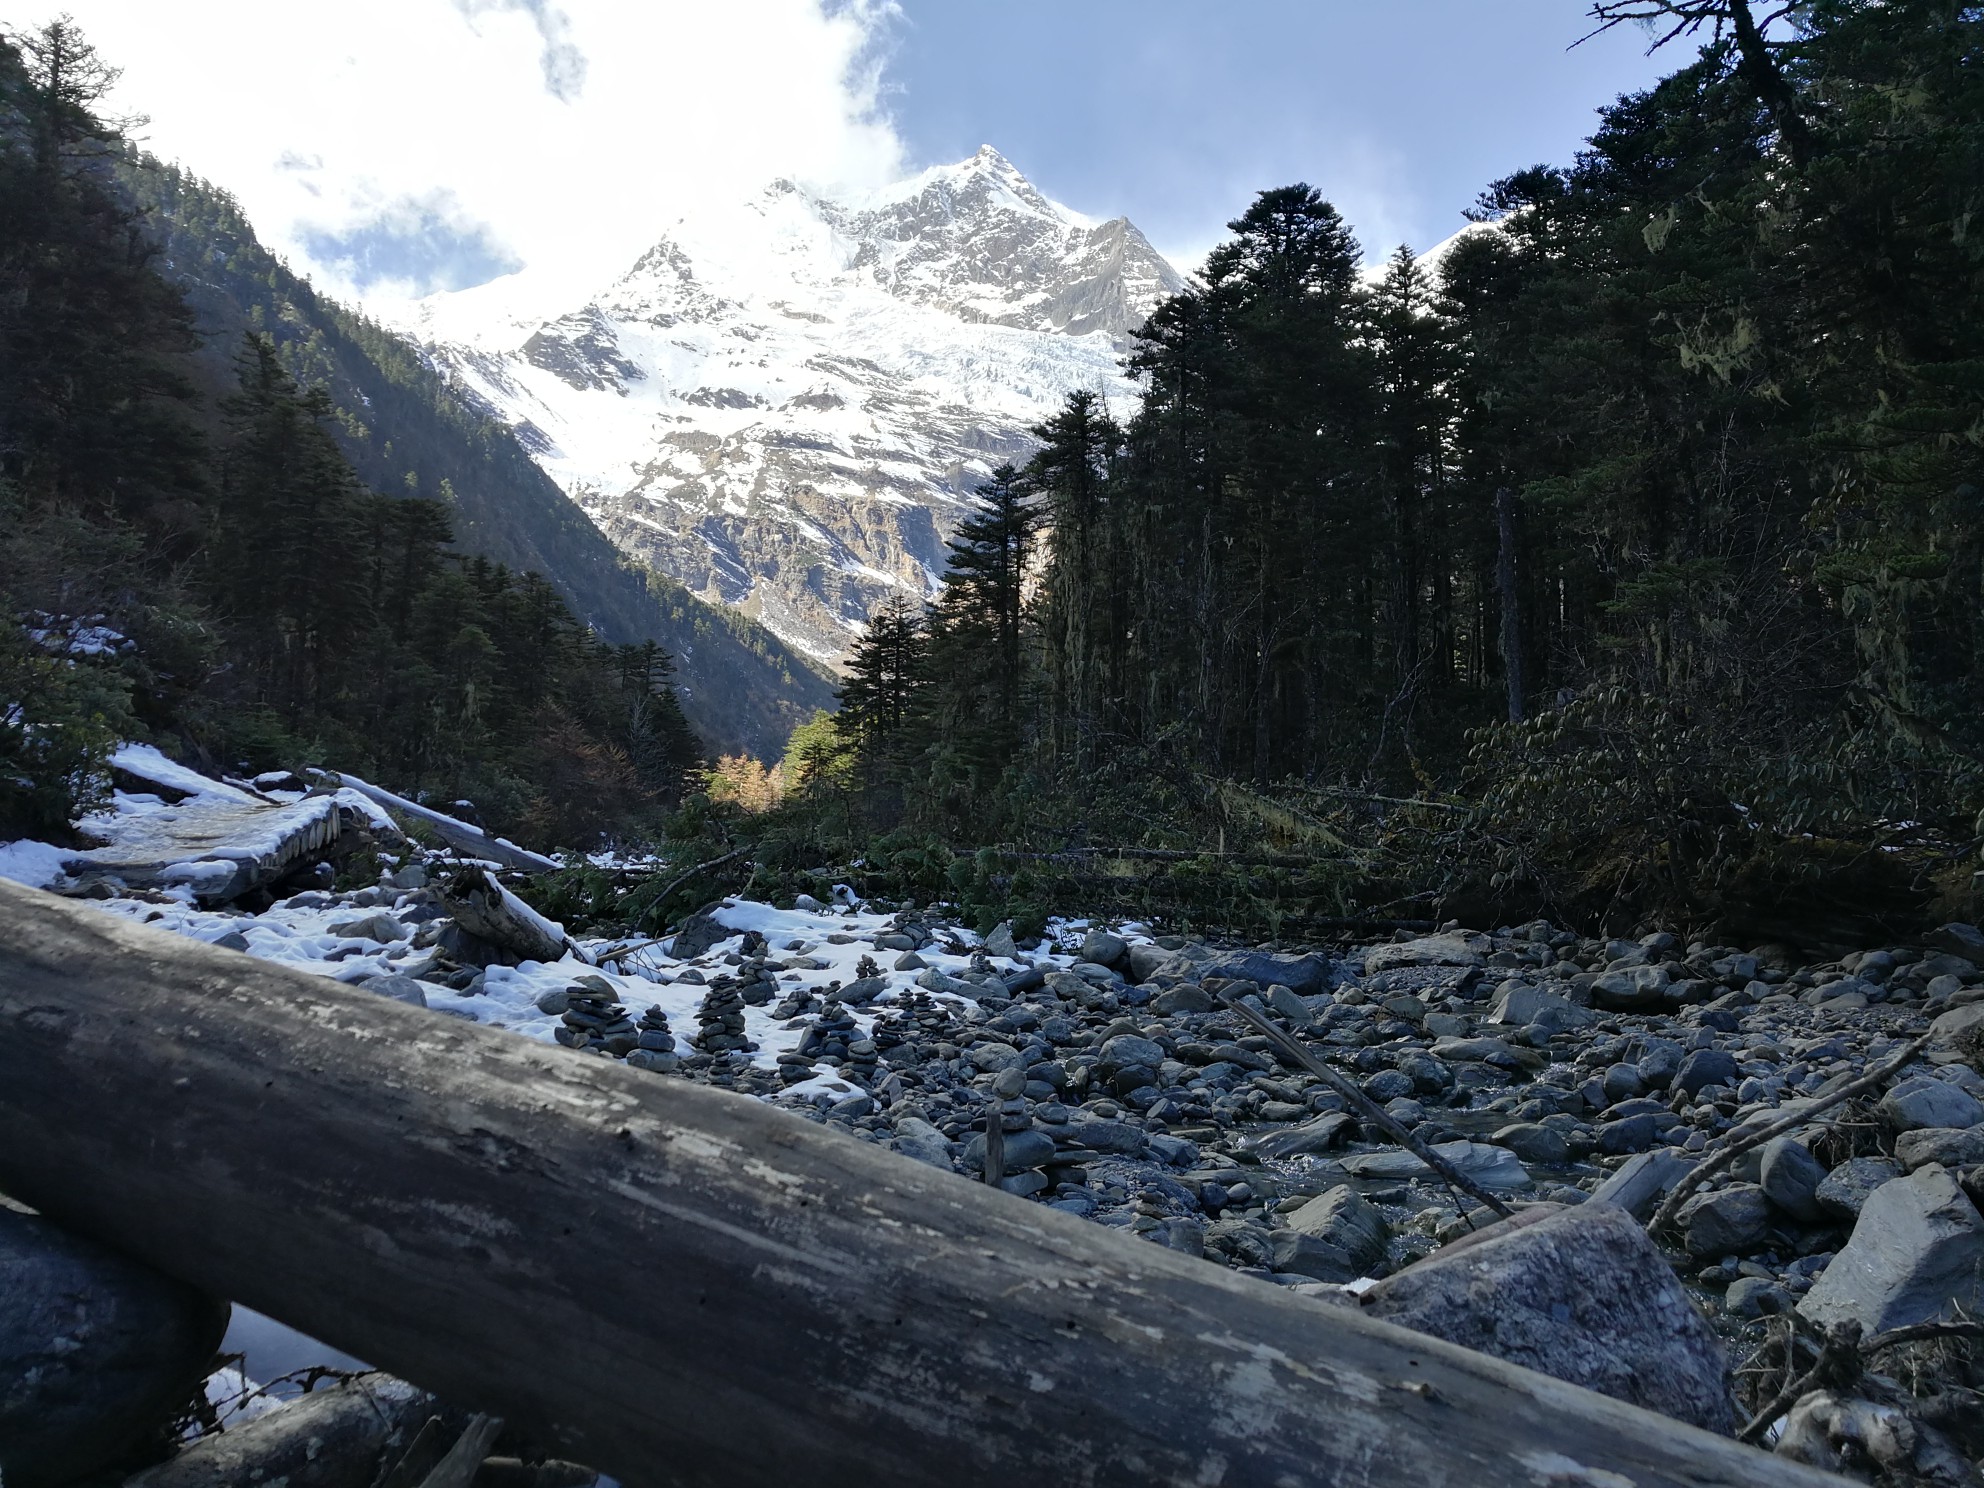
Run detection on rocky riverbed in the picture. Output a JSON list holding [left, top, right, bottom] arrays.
[[5, 757, 1984, 1486]]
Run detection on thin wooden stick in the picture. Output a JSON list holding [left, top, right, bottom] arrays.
[[1219, 991, 1515, 1221], [1863, 1319, 1984, 1354], [1738, 1322, 1863, 1445], [1648, 1033, 1932, 1240]]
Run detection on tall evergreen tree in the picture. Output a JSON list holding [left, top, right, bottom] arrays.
[[838, 591, 928, 755]]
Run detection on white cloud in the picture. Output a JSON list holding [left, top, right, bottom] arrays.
[[45, 0, 905, 307]]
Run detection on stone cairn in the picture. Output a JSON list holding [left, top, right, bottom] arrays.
[[625, 1005, 678, 1073], [693, 981, 754, 1056], [869, 990, 955, 1066], [554, 974, 637, 1055], [844, 1035, 879, 1085], [736, 956, 780, 1007], [770, 983, 821, 1021]]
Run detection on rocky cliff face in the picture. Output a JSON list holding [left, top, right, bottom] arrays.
[[398, 148, 1182, 665]]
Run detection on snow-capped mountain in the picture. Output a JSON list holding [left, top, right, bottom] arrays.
[[394, 147, 1183, 665]]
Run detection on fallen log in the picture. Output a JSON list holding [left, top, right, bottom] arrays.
[[439, 866, 572, 965], [0, 881, 1841, 1488], [317, 769, 558, 874], [124, 1374, 467, 1488]]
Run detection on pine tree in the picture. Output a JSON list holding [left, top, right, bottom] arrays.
[[838, 591, 928, 750]]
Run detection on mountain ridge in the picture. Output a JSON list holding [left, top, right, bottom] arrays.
[[123, 159, 837, 758], [393, 148, 1183, 664]]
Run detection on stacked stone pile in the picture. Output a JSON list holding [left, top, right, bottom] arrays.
[[552, 975, 637, 1055], [691, 982, 754, 1056]]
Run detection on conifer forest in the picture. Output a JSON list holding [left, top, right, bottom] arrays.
[[8, 7, 1984, 1488]]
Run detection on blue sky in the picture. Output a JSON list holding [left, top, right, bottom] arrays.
[[876, 1, 1676, 267], [59, 0, 1682, 304]]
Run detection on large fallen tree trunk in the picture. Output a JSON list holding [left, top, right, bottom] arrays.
[[0, 881, 1840, 1488]]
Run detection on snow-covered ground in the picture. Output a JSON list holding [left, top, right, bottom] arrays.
[[0, 751, 1091, 1109]]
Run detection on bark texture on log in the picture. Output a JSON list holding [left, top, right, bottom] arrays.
[[0, 881, 1841, 1488], [439, 867, 569, 964], [123, 1374, 465, 1488]]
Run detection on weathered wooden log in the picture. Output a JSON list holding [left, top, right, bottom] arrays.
[[0, 881, 1842, 1488], [439, 867, 571, 964], [123, 1374, 467, 1488], [320, 769, 559, 873]]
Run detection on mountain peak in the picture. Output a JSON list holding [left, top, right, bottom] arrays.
[[407, 151, 1184, 665]]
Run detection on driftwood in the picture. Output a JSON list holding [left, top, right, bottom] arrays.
[[125, 1374, 467, 1488], [439, 867, 571, 964], [320, 770, 558, 874], [0, 881, 1841, 1488]]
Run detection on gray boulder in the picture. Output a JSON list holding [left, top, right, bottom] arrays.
[[355, 972, 428, 1008], [1202, 949, 1332, 996], [962, 1128, 1058, 1172], [1926, 923, 1984, 962], [1276, 1186, 1390, 1281], [1079, 929, 1129, 969], [1150, 984, 1213, 1015], [1097, 1033, 1165, 1073], [1490, 983, 1595, 1033], [827, 976, 888, 1005], [1363, 932, 1487, 973], [1, 1207, 231, 1488], [1930, 1001, 1984, 1067], [1816, 1157, 1903, 1221], [1359, 1203, 1733, 1432], [1879, 1075, 1984, 1133], [1799, 1164, 1984, 1335], [668, 910, 736, 959], [1589, 1150, 1697, 1221], [1676, 1047, 1740, 1096], [983, 921, 1019, 959], [1491, 1122, 1570, 1167], [1268, 1228, 1360, 1283], [1590, 965, 1670, 1011], [326, 911, 406, 943], [1264, 983, 1312, 1023], [890, 1117, 954, 1170], [1725, 1277, 1793, 1318], [1759, 1136, 1828, 1223], [1895, 1125, 1984, 1170], [1677, 1183, 1775, 1259], [1062, 1118, 1147, 1156]]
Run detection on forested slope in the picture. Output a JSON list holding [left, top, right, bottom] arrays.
[[0, 23, 713, 846], [121, 162, 834, 759], [780, 0, 1984, 945]]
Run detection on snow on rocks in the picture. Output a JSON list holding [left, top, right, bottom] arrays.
[[12, 749, 1984, 1452]]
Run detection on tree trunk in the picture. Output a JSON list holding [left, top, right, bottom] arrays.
[[0, 882, 1836, 1488], [1495, 486, 1526, 723]]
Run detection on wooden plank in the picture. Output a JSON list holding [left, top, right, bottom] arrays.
[[0, 881, 1842, 1488]]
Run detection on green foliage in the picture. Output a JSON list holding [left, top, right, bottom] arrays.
[[114, 152, 832, 759], [0, 21, 703, 850], [732, 0, 1984, 939], [0, 629, 131, 840]]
